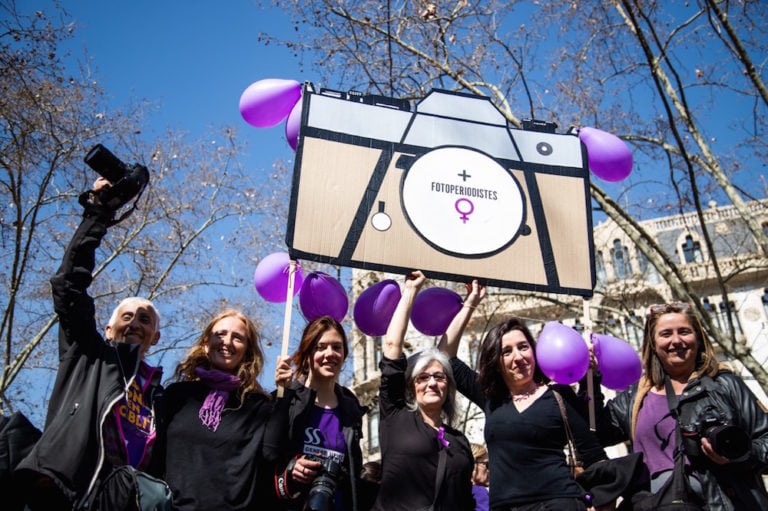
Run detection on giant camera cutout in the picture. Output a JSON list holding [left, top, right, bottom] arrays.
[[286, 83, 595, 296]]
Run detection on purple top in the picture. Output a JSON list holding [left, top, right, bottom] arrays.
[[634, 391, 676, 476], [472, 485, 489, 511], [304, 405, 347, 511]]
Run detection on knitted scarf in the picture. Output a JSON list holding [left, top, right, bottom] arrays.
[[195, 367, 241, 432]]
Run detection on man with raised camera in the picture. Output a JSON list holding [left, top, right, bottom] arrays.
[[15, 147, 166, 510]]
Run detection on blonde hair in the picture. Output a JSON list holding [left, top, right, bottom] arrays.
[[174, 309, 266, 399]]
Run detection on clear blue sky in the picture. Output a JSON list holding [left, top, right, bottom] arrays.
[[50, 0, 305, 150]]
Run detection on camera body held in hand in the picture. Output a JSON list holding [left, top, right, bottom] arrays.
[[304, 455, 345, 511], [681, 406, 751, 462], [84, 144, 149, 210]]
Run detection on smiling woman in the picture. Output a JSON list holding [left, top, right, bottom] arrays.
[[149, 309, 277, 511], [371, 271, 475, 511], [264, 316, 368, 511], [589, 302, 768, 509]]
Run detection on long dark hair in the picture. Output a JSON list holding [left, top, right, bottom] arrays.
[[477, 317, 549, 406], [290, 315, 349, 378]]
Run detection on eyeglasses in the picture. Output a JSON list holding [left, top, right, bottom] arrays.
[[415, 372, 447, 384], [648, 302, 691, 315], [475, 460, 489, 467]]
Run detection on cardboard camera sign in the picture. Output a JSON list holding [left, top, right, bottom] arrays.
[[286, 83, 595, 297]]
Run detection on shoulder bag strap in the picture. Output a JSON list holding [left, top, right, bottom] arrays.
[[431, 447, 448, 509], [552, 387, 582, 470]]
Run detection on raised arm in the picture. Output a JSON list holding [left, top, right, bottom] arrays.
[[381, 271, 426, 360], [437, 280, 486, 358], [50, 178, 116, 358]]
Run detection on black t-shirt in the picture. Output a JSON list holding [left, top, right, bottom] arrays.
[[373, 356, 475, 511], [451, 357, 607, 508], [155, 381, 275, 511]]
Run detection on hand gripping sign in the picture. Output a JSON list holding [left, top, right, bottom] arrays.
[[286, 83, 596, 297]]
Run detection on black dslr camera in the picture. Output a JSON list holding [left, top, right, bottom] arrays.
[[84, 144, 149, 210], [681, 406, 751, 462], [304, 455, 345, 511]]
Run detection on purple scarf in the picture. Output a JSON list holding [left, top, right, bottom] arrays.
[[195, 367, 241, 432], [437, 426, 450, 448]]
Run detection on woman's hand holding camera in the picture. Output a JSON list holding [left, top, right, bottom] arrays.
[[292, 455, 322, 484]]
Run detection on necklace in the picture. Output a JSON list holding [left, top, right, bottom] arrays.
[[511, 384, 539, 402]]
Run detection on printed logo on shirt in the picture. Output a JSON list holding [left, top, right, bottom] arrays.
[[118, 378, 153, 434], [303, 426, 345, 464]]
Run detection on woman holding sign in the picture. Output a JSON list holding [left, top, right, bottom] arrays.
[[372, 271, 475, 511], [267, 315, 368, 511], [151, 309, 276, 511], [438, 282, 609, 510]]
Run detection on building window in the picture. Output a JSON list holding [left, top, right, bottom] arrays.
[[595, 251, 606, 283], [636, 248, 660, 285], [367, 409, 380, 453], [763, 289, 768, 319], [610, 239, 631, 280], [703, 298, 719, 329], [625, 312, 642, 349], [718, 301, 743, 336], [681, 235, 703, 263]]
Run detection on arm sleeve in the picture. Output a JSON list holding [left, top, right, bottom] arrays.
[[450, 356, 486, 409], [580, 373, 633, 447], [722, 373, 768, 472], [378, 355, 407, 418], [560, 385, 608, 467], [49, 204, 114, 360]]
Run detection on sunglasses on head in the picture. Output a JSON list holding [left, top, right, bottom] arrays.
[[648, 302, 691, 315]]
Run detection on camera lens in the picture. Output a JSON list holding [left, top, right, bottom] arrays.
[[84, 144, 127, 184], [706, 424, 751, 461]]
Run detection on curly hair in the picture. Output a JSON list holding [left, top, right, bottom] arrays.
[[290, 316, 349, 378], [641, 302, 720, 387], [477, 317, 549, 406], [174, 309, 266, 399]]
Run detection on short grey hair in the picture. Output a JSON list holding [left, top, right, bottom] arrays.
[[404, 348, 457, 426], [108, 297, 161, 329]]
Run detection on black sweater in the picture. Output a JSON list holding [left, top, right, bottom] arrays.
[[451, 356, 607, 508]]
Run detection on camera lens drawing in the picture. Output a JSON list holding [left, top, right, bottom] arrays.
[[402, 147, 525, 257]]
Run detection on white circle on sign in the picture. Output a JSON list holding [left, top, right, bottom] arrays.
[[371, 211, 392, 231], [401, 147, 525, 256]]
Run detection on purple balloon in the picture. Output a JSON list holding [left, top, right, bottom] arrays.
[[591, 333, 642, 391], [579, 126, 633, 182], [353, 279, 402, 336], [285, 96, 302, 151], [411, 287, 463, 336], [253, 252, 303, 303], [536, 322, 590, 385], [299, 272, 348, 322], [239, 78, 302, 128]]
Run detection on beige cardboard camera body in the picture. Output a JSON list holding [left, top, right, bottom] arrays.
[[287, 84, 595, 297]]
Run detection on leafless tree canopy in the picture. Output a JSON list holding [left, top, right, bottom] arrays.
[[262, 0, 768, 390], [0, 1, 289, 419]]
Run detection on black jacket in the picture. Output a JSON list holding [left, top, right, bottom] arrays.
[[15, 206, 163, 509], [265, 382, 368, 511], [589, 371, 768, 511]]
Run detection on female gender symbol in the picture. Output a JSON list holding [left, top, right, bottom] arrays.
[[455, 198, 475, 223]]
